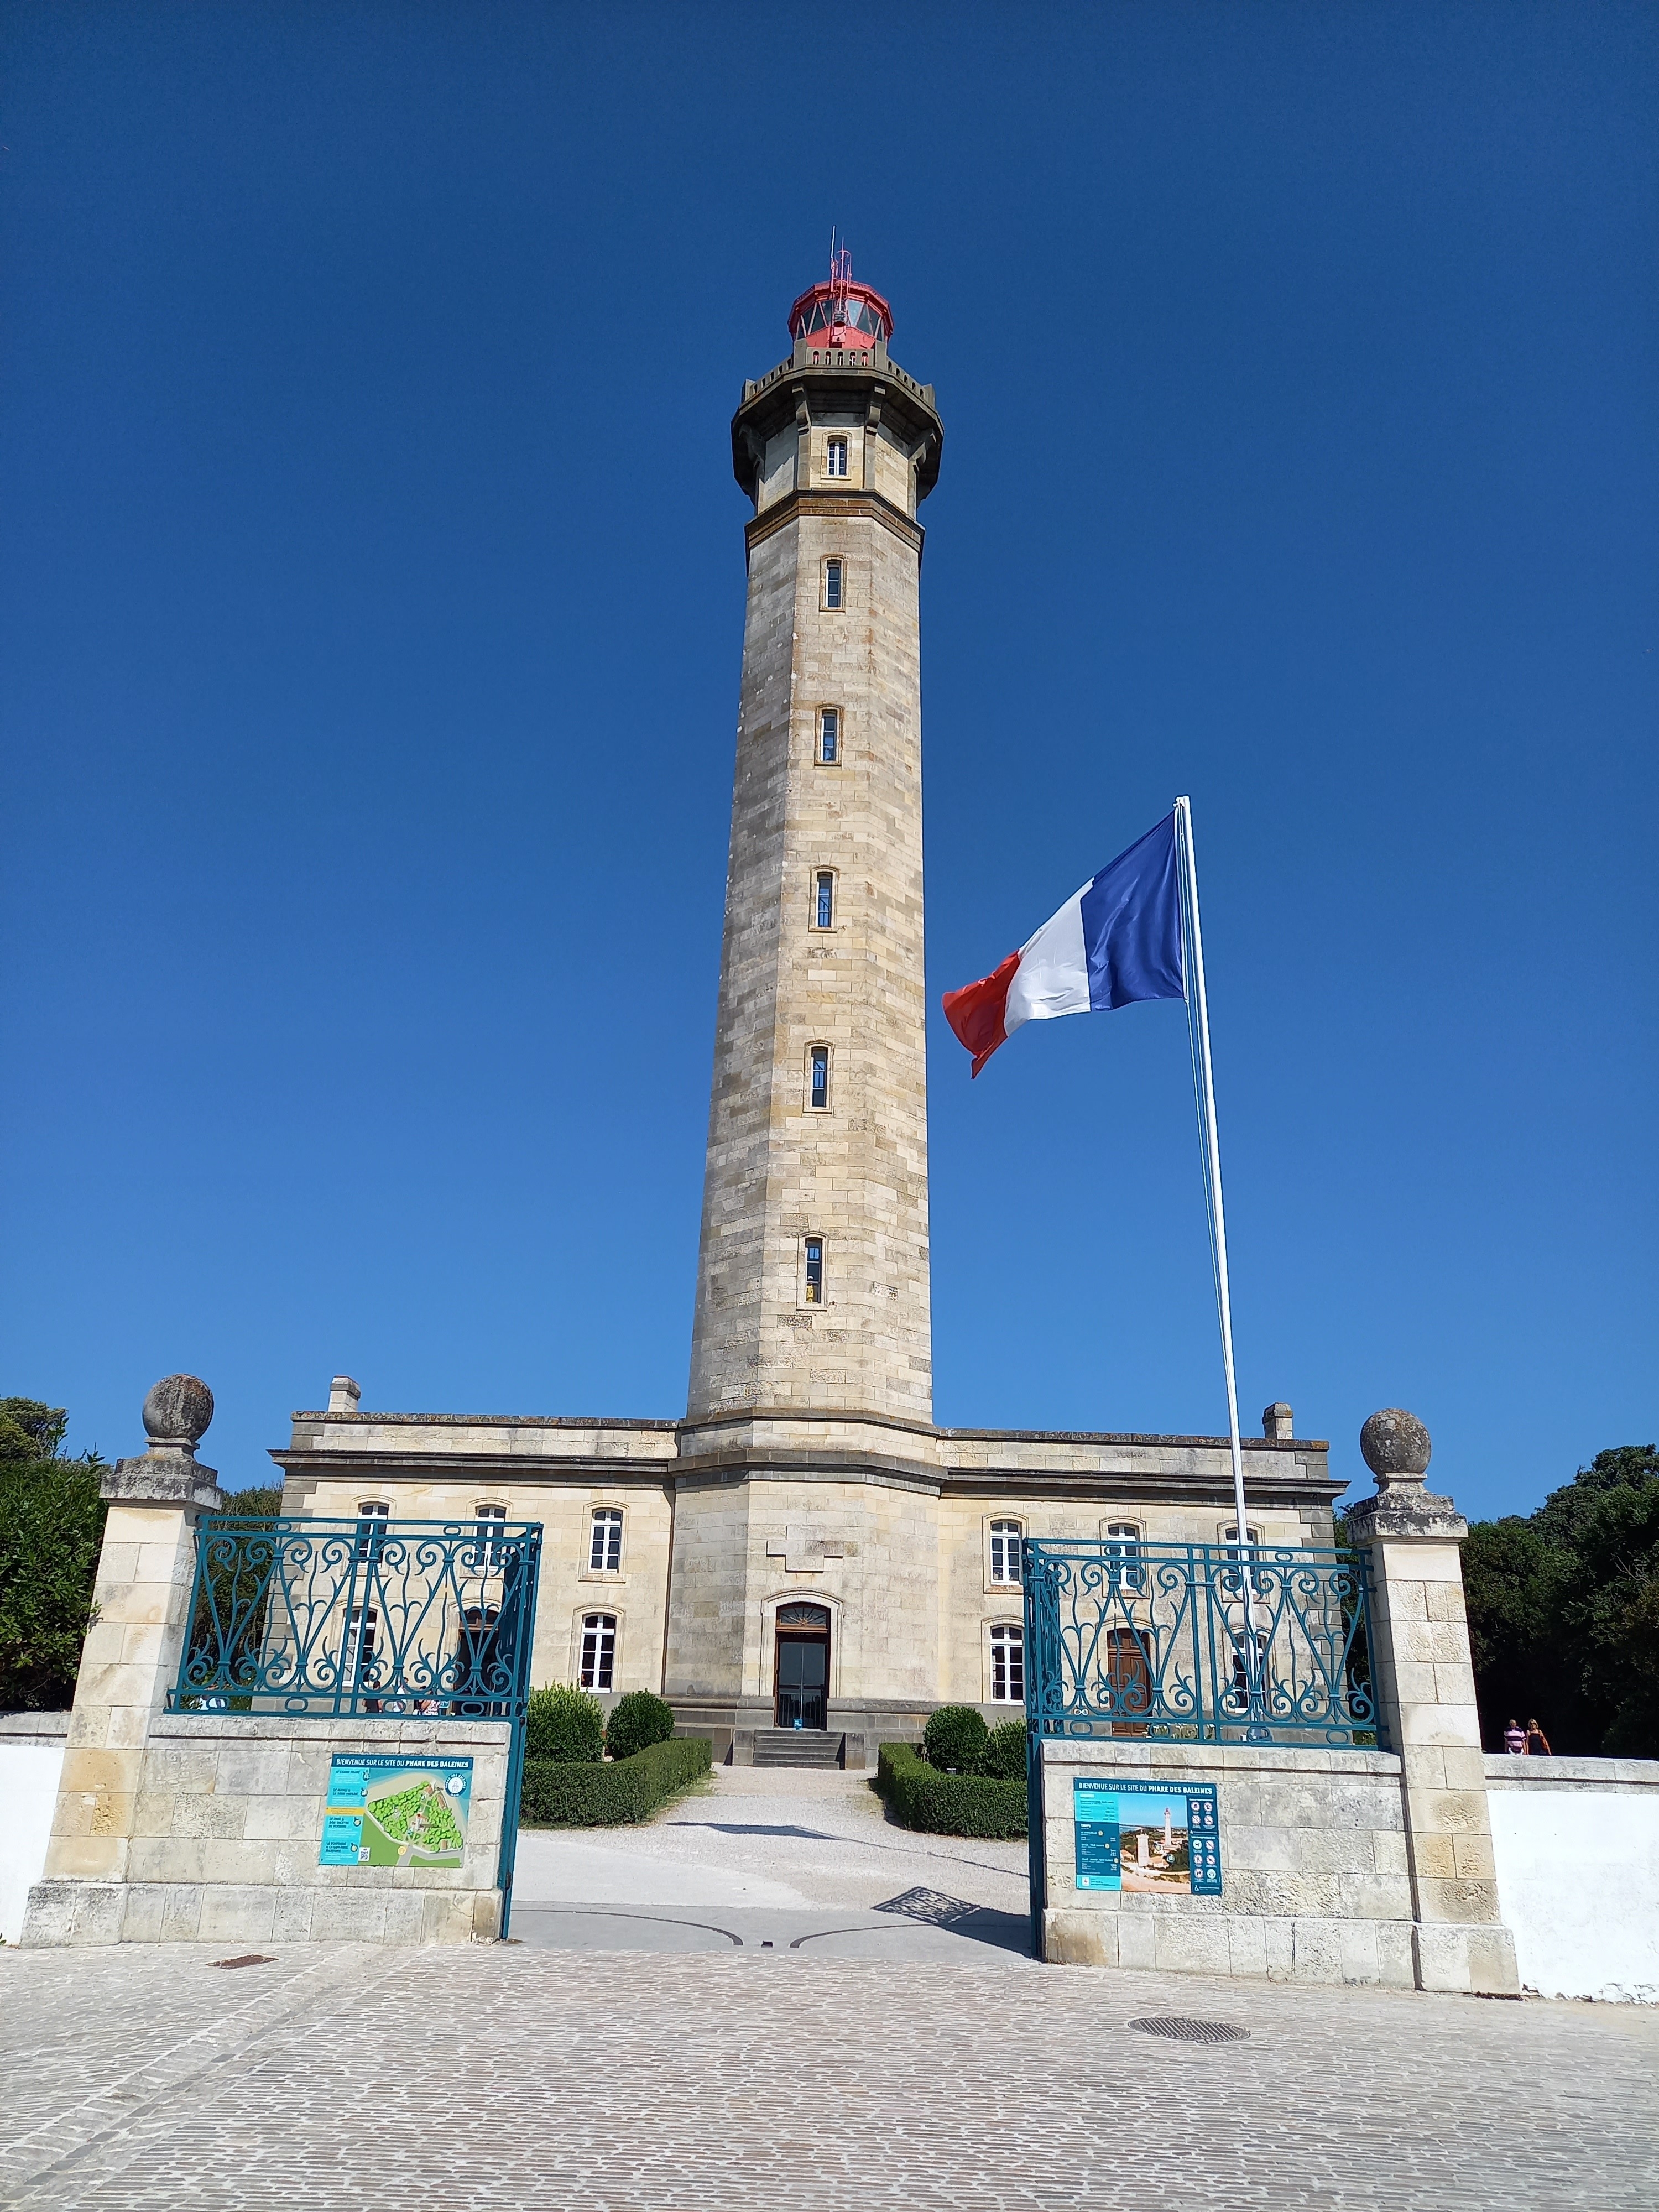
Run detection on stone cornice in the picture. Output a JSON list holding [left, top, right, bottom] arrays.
[[744, 487, 924, 562]]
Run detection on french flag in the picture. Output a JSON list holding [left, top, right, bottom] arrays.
[[943, 812, 1186, 1077]]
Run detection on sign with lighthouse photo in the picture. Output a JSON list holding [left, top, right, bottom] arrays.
[[1072, 1779, 1223, 1896]]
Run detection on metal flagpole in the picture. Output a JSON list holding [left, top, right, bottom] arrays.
[[1173, 796, 1260, 1710]]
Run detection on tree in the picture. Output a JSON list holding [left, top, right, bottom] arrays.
[[0, 1399, 107, 1710], [1462, 1446, 1659, 1757]]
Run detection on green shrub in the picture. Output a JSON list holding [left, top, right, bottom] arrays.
[[877, 1741, 1027, 1839], [604, 1689, 676, 1761], [520, 1733, 711, 1827], [922, 1704, 988, 1773], [975, 1719, 1027, 1779], [526, 1683, 604, 1764], [0, 1422, 108, 1712]]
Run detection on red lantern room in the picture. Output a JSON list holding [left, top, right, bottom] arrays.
[[789, 244, 892, 354]]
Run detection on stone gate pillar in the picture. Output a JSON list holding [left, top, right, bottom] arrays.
[[25, 1377, 221, 1937], [1347, 1408, 1519, 1996]]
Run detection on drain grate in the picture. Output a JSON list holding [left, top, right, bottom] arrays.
[[1129, 2015, 1250, 2044], [873, 1887, 980, 1927], [209, 1954, 274, 1970]]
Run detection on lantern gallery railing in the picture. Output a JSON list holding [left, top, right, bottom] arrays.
[[1021, 1538, 1381, 1750], [169, 1516, 544, 1721]]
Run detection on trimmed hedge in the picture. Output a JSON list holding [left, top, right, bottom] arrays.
[[922, 1704, 988, 1773], [877, 1741, 1028, 1839], [520, 1733, 712, 1827], [604, 1689, 677, 1761], [976, 1719, 1028, 1780], [526, 1683, 604, 1763]]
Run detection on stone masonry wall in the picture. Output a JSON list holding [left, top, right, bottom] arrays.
[[687, 487, 931, 1423], [1040, 1738, 1418, 1987], [25, 1713, 509, 1948]]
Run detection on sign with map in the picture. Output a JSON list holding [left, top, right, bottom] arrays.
[[319, 1755, 474, 1869], [1072, 1778, 1222, 1896]]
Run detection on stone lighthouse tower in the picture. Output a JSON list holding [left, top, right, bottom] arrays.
[[687, 253, 943, 1424], [668, 255, 947, 1756]]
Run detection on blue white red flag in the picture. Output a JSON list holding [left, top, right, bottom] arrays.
[[942, 812, 1185, 1076]]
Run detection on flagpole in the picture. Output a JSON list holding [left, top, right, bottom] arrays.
[[1173, 797, 1256, 1640]]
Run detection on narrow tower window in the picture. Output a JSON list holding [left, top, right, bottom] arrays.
[[815, 871, 834, 928], [826, 435, 849, 478], [818, 707, 840, 764], [808, 1045, 829, 1110], [589, 1507, 623, 1573], [823, 557, 843, 609], [804, 1238, 824, 1305]]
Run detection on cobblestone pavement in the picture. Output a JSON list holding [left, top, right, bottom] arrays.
[[2, 1940, 1655, 2210]]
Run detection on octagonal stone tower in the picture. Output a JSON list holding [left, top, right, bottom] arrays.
[[687, 254, 943, 1424]]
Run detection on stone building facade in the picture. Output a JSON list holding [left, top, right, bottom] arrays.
[[273, 264, 1342, 1764]]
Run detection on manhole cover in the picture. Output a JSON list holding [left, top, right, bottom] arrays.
[[1129, 2015, 1250, 2044], [873, 1887, 980, 1927], [208, 1954, 274, 1970]]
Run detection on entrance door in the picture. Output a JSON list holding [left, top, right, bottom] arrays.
[[1105, 1627, 1151, 1738], [774, 1603, 830, 1729]]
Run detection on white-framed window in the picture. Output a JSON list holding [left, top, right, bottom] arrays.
[[813, 869, 836, 929], [826, 435, 849, 479], [580, 1612, 617, 1691], [807, 1044, 830, 1111], [817, 706, 841, 764], [589, 1507, 623, 1574], [990, 1623, 1024, 1703], [344, 1605, 378, 1688], [354, 1499, 389, 1559], [473, 1501, 507, 1569], [803, 1237, 825, 1306], [1104, 1521, 1145, 1590], [989, 1520, 1023, 1586], [1222, 1524, 1262, 1560], [823, 557, 844, 610]]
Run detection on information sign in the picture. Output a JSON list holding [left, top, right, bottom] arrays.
[[1073, 1777, 1222, 1896], [319, 1754, 473, 1869]]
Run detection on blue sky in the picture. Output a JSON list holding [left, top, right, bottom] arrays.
[[2, 4, 1653, 1519]]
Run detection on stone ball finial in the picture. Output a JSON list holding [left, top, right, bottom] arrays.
[[142, 1374, 215, 1452], [1360, 1407, 1431, 1480]]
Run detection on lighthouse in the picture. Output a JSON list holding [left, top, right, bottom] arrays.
[[686, 249, 943, 1425]]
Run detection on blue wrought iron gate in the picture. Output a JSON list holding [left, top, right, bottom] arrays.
[[171, 1515, 544, 1934], [1021, 1538, 1381, 1947]]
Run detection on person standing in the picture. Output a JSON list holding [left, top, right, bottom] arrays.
[[1504, 1718, 1527, 1755], [1526, 1718, 1552, 1756]]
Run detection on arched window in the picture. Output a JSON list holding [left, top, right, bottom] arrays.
[[807, 1045, 830, 1111], [580, 1613, 617, 1691], [990, 1624, 1024, 1703], [473, 1501, 506, 1570], [803, 1237, 825, 1306], [354, 1499, 389, 1559], [826, 435, 849, 479], [589, 1507, 623, 1574], [989, 1520, 1023, 1586], [814, 870, 836, 928]]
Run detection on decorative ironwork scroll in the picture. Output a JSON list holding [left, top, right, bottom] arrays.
[[1022, 1539, 1381, 1751], [170, 1517, 542, 1723]]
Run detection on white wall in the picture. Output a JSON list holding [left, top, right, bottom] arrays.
[[0, 1737, 66, 1944], [1488, 1772, 1659, 2004]]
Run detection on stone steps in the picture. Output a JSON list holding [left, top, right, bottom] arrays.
[[752, 1728, 843, 1770]]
